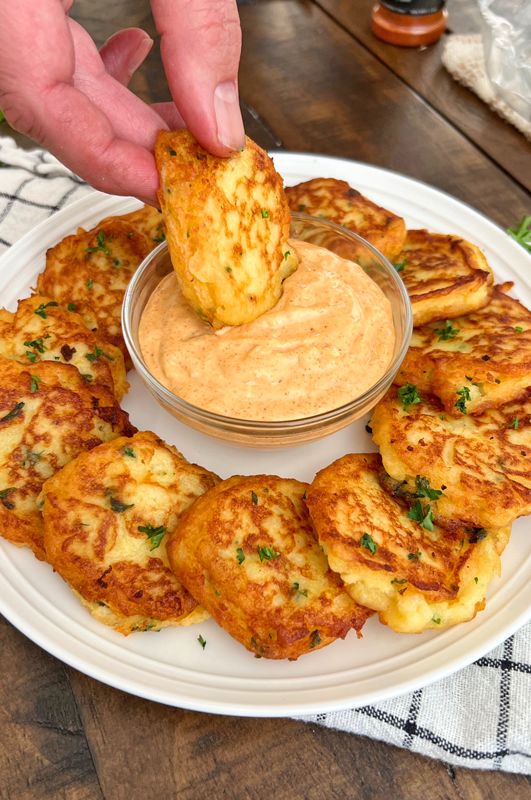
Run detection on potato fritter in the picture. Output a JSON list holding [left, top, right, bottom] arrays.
[[100, 204, 165, 246], [371, 385, 531, 529], [38, 219, 152, 358], [285, 178, 406, 261], [0, 357, 135, 560], [0, 295, 128, 400], [306, 453, 510, 634], [41, 431, 219, 634], [155, 130, 297, 328], [167, 474, 371, 660], [396, 283, 531, 415], [396, 229, 493, 326]]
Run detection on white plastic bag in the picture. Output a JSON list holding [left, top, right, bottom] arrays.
[[478, 0, 531, 120]]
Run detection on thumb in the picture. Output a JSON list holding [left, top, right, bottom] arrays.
[[151, 0, 244, 155], [99, 28, 153, 86]]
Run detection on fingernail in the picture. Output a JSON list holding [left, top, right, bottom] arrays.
[[130, 33, 154, 75], [214, 81, 245, 151]]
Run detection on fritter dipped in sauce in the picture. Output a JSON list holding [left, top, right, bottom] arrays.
[[139, 240, 395, 421]]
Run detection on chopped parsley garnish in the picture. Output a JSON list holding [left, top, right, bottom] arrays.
[[394, 259, 407, 272], [67, 302, 77, 312], [251, 490, 258, 505], [391, 578, 407, 585], [455, 385, 471, 414], [408, 500, 434, 531], [152, 232, 166, 244], [34, 300, 58, 319], [81, 373, 93, 383], [86, 278, 94, 290], [261, 208, 269, 218], [515, 326, 524, 333], [415, 475, 443, 501], [138, 524, 166, 549], [121, 446, 136, 458], [30, 375, 41, 393], [468, 528, 487, 543], [506, 216, 531, 253], [85, 345, 113, 363], [197, 634, 207, 649], [398, 383, 422, 410], [22, 450, 43, 468], [309, 630, 321, 648], [284, 251, 291, 260], [24, 337, 46, 354], [360, 532, 378, 555], [25, 351, 37, 363], [86, 229, 111, 256], [257, 545, 280, 562], [435, 320, 460, 341], [509, 418, 520, 430], [474, 576, 479, 584], [431, 615, 442, 625], [113, 258, 121, 268], [225, 266, 232, 273], [292, 582, 308, 598], [236, 547, 245, 565], [407, 549, 422, 561], [0, 402, 24, 424], [0, 488, 16, 510], [110, 497, 134, 513]]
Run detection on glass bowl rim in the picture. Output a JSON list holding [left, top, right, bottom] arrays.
[[122, 212, 413, 431]]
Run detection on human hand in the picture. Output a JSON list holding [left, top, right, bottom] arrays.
[[0, 0, 244, 204]]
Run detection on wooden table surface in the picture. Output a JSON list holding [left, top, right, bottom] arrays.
[[1, 1, 530, 798]]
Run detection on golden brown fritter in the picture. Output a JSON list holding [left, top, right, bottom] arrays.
[[167, 474, 371, 660], [396, 230, 493, 326], [396, 283, 531, 415], [285, 178, 406, 261], [37, 218, 152, 358], [306, 453, 510, 634], [155, 130, 297, 328], [371, 385, 531, 529], [0, 295, 128, 400], [100, 204, 166, 246], [0, 357, 135, 560], [41, 431, 219, 634]]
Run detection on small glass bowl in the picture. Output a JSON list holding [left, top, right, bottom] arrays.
[[122, 213, 412, 447]]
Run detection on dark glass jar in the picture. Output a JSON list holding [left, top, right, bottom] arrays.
[[372, 1, 448, 47]]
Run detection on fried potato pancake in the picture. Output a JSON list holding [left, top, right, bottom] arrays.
[[396, 229, 493, 326], [285, 178, 406, 261], [41, 431, 219, 634], [371, 386, 531, 529], [155, 130, 297, 328], [396, 283, 531, 415], [100, 204, 165, 246], [306, 453, 510, 633], [38, 218, 152, 357], [167, 474, 371, 659], [0, 357, 135, 560], [0, 295, 128, 400]]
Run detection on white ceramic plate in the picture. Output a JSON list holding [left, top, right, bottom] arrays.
[[0, 154, 529, 717]]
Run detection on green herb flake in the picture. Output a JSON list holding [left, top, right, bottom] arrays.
[[292, 582, 309, 598], [408, 500, 434, 531], [34, 300, 58, 319], [360, 532, 378, 555], [391, 578, 407, 586], [236, 547, 245, 565], [197, 634, 207, 650], [251, 490, 258, 505], [474, 577, 479, 584], [515, 326, 524, 333], [85, 345, 113, 363], [0, 402, 24, 424], [110, 497, 134, 513], [121, 446, 136, 458], [309, 630, 321, 648], [468, 527, 488, 543], [397, 383, 422, 410], [86, 278, 94, 290], [23, 337, 46, 354], [152, 232, 166, 244], [407, 549, 422, 561], [30, 375, 41, 393], [66, 302, 77, 312], [415, 475, 443, 501], [455, 385, 471, 414], [509, 418, 520, 430], [138, 524, 166, 549], [394, 259, 407, 273], [81, 373, 93, 383], [257, 545, 280, 562], [284, 251, 291, 260], [86, 229, 111, 256], [261, 208, 269, 218], [0, 488, 16, 510], [506, 216, 531, 253], [113, 258, 121, 268], [434, 320, 460, 341], [225, 266, 232, 273], [25, 351, 37, 363], [432, 615, 442, 625]]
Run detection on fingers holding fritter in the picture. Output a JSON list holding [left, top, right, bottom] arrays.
[[155, 130, 297, 328], [0, 295, 128, 400], [285, 177, 406, 262], [371, 385, 531, 529], [397, 283, 531, 416], [41, 431, 220, 634], [38, 219, 152, 359], [0, 357, 136, 560], [396, 230, 493, 326], [167, 474, 371, 659], [306, 453, 510, 633]]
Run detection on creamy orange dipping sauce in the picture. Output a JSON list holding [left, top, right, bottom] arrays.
[[139, 240, 395, 421]]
